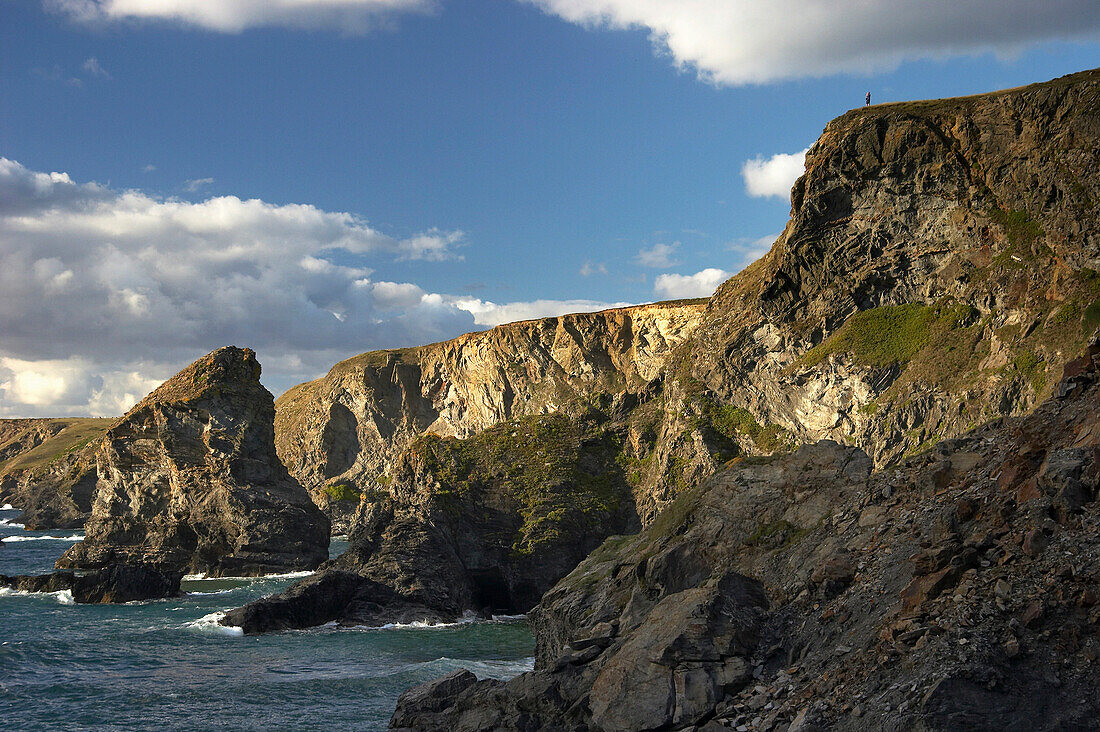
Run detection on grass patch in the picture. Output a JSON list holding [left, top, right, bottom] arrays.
[[799, 301, 976, 370], [322, 483, 362, 502], [1012, 351, 1047, 393], [1083, 299, 1100, 333]]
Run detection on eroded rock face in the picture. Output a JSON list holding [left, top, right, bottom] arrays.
[[57, 347, 329, 577], [693, 68, 1100, 466], [275, 302, 707, 508], [391, 337, 1100, 731]]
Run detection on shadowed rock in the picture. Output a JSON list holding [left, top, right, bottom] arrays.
[[1, 564, 182, 603]]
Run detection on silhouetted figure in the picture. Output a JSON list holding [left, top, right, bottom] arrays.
[[865, 91, 871, 106]]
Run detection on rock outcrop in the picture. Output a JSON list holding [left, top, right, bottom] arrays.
[[0, 418, 111, 529], [223, 410, 641, 632], [57, 347, 329, 577], [692, 68, 1100, 466], [391, 335, 1100, 731], [0, 564, 182, 604], [275, 301, 708, 520]]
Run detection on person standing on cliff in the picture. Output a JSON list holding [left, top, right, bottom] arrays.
[[865, 91, 871, 106]]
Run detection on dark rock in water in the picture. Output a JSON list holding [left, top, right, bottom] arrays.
[[57, 346, 329, 577], [0, 564, 182, 603], [218, 570, 444, 634]]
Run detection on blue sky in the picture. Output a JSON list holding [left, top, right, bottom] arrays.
[[2, 0, 1099, 416]]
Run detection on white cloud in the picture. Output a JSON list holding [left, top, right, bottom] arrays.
[[183, 176, 214, 192], [142, 164, 156, 173], [742, 149, 808, 199], [81, 56, 111, 79], [636, 242, 678, 268], [579, 261, 607, 277], [0, 157, 474, 416], [446, 297, 633, 327], [653, 268, 730, 299], [526, 1, 1100, 85], [47, 0, 438, 32]]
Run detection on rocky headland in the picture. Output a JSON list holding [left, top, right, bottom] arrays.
[[382, 69, 1100, 729], [57, 346, 329, 577]]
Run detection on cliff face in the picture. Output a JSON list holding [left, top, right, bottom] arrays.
[[58, 347, 329, 577], [277, 71, 1100, 533], [275, 301, 708, 521], [391, 336, 1100, 731], [693, 69, 1100, 465], [0, 418, 111, 529]]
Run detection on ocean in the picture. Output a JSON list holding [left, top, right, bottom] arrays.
[[0, 506, 534, 731]]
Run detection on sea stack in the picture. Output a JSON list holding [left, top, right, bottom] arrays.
[[58, 346, 329, 577]]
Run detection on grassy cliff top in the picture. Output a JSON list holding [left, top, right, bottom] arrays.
[[0, 418, 114, 476]]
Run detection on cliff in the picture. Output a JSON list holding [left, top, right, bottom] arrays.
[[57, 346, 329, 577], [275, 300, 706, 508], [0, 418, 111, 529], [693, 68, 1100, 465], [391, 335, 1100, 731], [386, 69, 1100, 730], [276, 70, 1100, 534]]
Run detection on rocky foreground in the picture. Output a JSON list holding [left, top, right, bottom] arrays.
[[58, 346, 329, 577], [390, 336, 1100, 731]]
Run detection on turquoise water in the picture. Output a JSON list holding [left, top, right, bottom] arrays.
[[0, 507, 534, 731]]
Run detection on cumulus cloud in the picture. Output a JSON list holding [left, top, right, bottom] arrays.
[[653, 268, 730, 299], [0, 157, 476, 416], [445, 297, 633, 327], [636, 242, 678, 268], [742, 148, 808, 200], [47, 0, 438, 32], [526, 1, 1100, 85]]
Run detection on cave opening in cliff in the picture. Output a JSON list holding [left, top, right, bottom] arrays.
[[468, 568, 513, 614]]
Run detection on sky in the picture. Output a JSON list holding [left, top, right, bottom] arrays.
[[2, 0, 1099, 417]]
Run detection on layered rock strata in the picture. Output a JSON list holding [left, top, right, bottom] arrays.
[[57, 347, 329, 577]]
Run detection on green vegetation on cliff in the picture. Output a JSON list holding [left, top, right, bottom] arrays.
[[411, 413, 632, 556]]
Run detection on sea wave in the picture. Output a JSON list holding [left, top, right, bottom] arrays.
[[185, 589, 235, 597], [1, 503, 15, 510], [413, 655, 535, 679], [1, 534, 83, 543], [0, 587, 75, 605], [183, 611, 244, 637], [0, 518, 26, 529]]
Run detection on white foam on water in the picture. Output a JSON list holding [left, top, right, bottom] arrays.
[[369, 610, 480, 631], [0, 518, 25, 528], [185, 589, 235, 597], [182, 570, 314, 581], [1, 534, 83, 542], [1, 504, 15, 510], [183, 611, 244, 636], [0, 587, 76, 605], [490, 613, 527, 622]]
